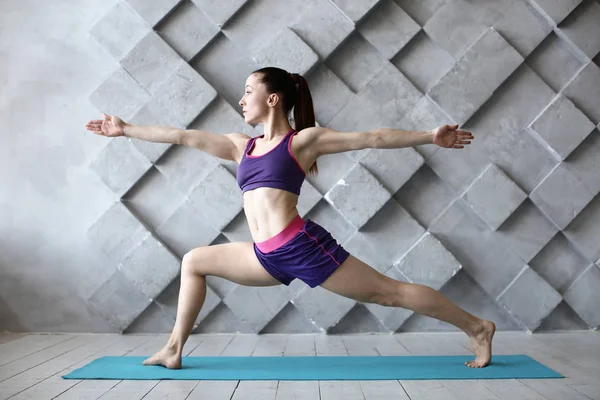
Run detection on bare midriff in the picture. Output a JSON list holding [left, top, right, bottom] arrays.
[[242, 187, 301, 242]]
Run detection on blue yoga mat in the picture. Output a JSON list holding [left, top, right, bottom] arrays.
[[62, 355, 562, 380]]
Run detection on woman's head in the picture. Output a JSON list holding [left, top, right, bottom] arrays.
[[239, 67, 318, 174], [240, 67, 315, 130]]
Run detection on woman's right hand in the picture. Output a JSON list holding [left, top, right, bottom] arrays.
[[85, 113, 126, 137]]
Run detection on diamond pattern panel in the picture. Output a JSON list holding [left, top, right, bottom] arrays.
[[85, 0, 600, 333], [324, 164, 392, 230]]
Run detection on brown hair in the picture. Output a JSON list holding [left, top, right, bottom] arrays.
[[253, 67, 318, 176]]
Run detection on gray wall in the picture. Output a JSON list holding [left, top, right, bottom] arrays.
[[1, 0, 599, 334]]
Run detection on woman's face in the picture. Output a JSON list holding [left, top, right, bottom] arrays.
[[239, 73, 278, 124]]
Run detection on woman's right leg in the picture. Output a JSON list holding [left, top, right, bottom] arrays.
[[143, 242, 280, 368]]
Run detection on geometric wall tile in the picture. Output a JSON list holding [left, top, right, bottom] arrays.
[[155, 145, 220, 196], [155, 200, 220, 259], [563, 264, 600, 329], [322, 89, 381, 136], [493, 0, 552, 57], [120, 31, 183, 94], [485, 128, 558, 194], [393, 231, 462, 290], [358, 0, 420, 59], [220, 0, 308, 53], [563, 194, 600, 263], [394, 0, 447, 26], [467, 64, 555, 142], [529, 232, 591, 294], [394, 164, 456, 229], [191, 0, 249, 27], [188, 165, 243, 231], [191, 33, 260, 114], [123, 166, 186, 231], [119, 233, 181, 300], [527, 0, 582, 25], [557, 0, 600, 59], [428, 199, 527, 298], [291, 0, 354, 60], [344, 200, 426, 273], [326, 32, 388, 93], [357, 147, 424, 194], [253, 28, 319, 76], [306, 65, 354, 126], [529, 94, 595, 161], [89, 67, 152, 121], [189, 96, 252, 137], [496, 199, 559, 263], [356, 63, 423, 127], [292, 286, 356, 331], [87, 269, 152, 333], [428, 28, 524, 124], [565, 129, 600, 196], [156, 1, 220, 62], [392, 30, 455, 94], [89, 138, 152, 197], [425, 134, 490, 194], [529, 163, 595, 230], [90, 1, 151, 60], [87, 201, 150, 265], [423, 0, 488, 58], [329, 0, 381, 23], [526, 32, 585, 92], [152, 62, 218, 128], [124, 0, 182, 27], [297, 180, 324, 218], [325, 164, 392, 230], [461, 163, 527, 231], [563, 62, 600, 124], [224, 286, 291, 333], [496, 266, 563, 332]]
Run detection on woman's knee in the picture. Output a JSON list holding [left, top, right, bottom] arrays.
[[181, 247, 210, 275]]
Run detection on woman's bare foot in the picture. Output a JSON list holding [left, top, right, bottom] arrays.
[[142, 345, 182, 369], [465, 320, 496, 368]]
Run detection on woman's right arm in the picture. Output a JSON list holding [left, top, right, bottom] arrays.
[[85, 113, 249, 162]]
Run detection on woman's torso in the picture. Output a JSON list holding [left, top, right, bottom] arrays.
[[234, 130, 316, 242]]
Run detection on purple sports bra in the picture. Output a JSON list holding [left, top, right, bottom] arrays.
[[236, 129, 306, 195]]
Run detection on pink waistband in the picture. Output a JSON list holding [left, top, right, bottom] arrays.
[[255, 215, 305, 253]]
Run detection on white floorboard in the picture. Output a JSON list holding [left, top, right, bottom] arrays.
[[0, 332, 597, 400]]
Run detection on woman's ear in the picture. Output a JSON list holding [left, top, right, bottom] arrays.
[[268, 93, 280, 108]]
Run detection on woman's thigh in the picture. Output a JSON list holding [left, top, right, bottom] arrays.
[[319, 255, 398, 304], [183, 242, 281, 287]]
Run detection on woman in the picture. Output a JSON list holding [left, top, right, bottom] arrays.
[[85, 67, 495, 369]]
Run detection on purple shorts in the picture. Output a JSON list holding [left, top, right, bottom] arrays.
[[253, 215, 350, 288]]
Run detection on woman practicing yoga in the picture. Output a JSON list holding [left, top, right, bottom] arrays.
[[85, 67, 495, 369]]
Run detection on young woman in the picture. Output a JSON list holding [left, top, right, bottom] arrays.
[[85, 67, 494, 369]]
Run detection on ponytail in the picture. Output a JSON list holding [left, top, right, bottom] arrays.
[[289, 73, 318, 176]]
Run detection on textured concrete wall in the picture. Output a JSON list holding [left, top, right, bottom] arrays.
[[1, 0, 599, 334]]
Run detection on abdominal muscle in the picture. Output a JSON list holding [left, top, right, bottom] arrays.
[[242, 187, 301, 242]]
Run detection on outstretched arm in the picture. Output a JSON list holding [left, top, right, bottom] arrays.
[[305, 125, 474, 157], [85, 113, 249, 162], [375, 124, 474, 150]]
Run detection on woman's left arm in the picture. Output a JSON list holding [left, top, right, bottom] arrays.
[[304, 125, 474, 157]]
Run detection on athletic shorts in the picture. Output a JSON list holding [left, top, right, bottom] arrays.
[[253, 215, 350, 288]]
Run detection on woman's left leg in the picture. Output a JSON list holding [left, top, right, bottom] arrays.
[[319, 255, 496, 368]]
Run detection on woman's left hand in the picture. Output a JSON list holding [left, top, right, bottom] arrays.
[[432, 124, 474, 149]]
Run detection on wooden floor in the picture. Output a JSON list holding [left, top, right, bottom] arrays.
[[0, 331, 598, 399]]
